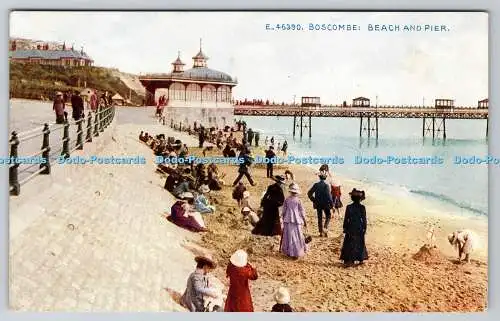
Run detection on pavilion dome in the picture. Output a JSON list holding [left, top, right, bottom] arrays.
[[181, 67, 234, 82]]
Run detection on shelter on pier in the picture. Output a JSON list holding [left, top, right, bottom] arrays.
[[353, 97, 370, 107], [478, 98, 488, 109], [301, 96, 321, 107], [435, 99, 454, 109]]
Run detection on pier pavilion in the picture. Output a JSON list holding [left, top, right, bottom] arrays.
[[138, 41, 237, 108], [139, 40, 237, 128]]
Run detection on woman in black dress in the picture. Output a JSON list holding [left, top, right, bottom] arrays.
[[340, 188, 368, 266], [252, 176, 285, 236]]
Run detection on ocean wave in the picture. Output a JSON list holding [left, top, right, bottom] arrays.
[[409, 189, 487, 216]]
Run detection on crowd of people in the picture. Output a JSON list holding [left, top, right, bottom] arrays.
[[137, 118, 373, 312], [235, 98, 300, 107], [138, 117, 477, 312], [52, 89, 114, 124]]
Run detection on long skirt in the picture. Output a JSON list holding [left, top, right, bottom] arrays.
[[252, 206, 281, 236], [280, 223, 307, 258], [340, 233, 368, 262]]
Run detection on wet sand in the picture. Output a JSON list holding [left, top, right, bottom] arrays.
[[160, 126, 487, 312]]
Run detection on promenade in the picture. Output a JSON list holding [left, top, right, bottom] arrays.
[[9, 108, 200, 311]]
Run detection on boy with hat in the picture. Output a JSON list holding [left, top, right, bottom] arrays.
[[271, 287, 293, 312]]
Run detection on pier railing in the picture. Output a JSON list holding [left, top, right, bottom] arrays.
[[8, 104, 115, 196]]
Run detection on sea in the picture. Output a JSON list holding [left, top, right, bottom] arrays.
[[238, 115, 489, 218]]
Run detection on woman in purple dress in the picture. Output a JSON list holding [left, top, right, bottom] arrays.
[[280, 183, 307, 259]]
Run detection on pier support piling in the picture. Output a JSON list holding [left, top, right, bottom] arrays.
[[293, 116, 296, 137], [368, 117, 371, 138], [309, 116, 312, 138], [359, 115, 379, 140], [300, 115, 303, 138], [443, 118, 446, 140]]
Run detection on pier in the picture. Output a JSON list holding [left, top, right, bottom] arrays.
[[234, 102, 489, 140]]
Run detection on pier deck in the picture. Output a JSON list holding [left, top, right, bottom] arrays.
[[234, 106, 488, 119]]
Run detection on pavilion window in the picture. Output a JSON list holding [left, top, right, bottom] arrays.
[[170, 83, 185, 100], [186, 83, 201, 101]]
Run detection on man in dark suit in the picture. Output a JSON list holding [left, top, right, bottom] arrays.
[[307, 172, 334, 237], [71, 91, 85, 121]]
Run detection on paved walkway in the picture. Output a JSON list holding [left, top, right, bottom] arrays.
[[9, 123, 199, 311]]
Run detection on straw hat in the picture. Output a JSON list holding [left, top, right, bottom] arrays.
[[55, 91, 63, 96], [243, 191, 250, 198], [288, 183, 301, 194], [199, 185, 210, 194], [242, 207, 251, 213], [194, 255, 216, 269], [230, 249, 248, 267], [180, 192, 194, 200], [274, 287, 291, 304]]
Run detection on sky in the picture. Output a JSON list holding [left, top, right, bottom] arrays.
[[10, 11, 488, 106]]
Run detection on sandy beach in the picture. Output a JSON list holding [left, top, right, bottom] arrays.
[[157, 124, 488, 312]]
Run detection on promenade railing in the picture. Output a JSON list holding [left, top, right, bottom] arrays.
[[8, 104, 116, 196]]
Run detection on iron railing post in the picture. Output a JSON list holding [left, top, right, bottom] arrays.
[[9, 131, 20, 196], [40, 124, 51, 174], [94, 107, 100, 137], [86, 111, 93, 142], [61, 122, 70, 159], [77, 119, 83, 150], [99, 106, 104, 132]]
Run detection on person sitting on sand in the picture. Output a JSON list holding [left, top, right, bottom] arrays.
[[222, 144, 233, 157], [172, 178, 194, 199], [252, 175, 285, 237], [271, 287, 293, 312], [242, 207, 259, 227], [240, 191, 255, 212], [280, 183, 307, 260], [178, 144, 189, 159], [448, 230, 478, 263], [232, 182, 247, 207], [207, 163, 224, 191], [340, 189, 368, 267], [164, 170, 182, 192], [169, 192, 207, 232], [195, 185, 216, 214], [224, 250, 258, 312], [181, 256, 222, 312]]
